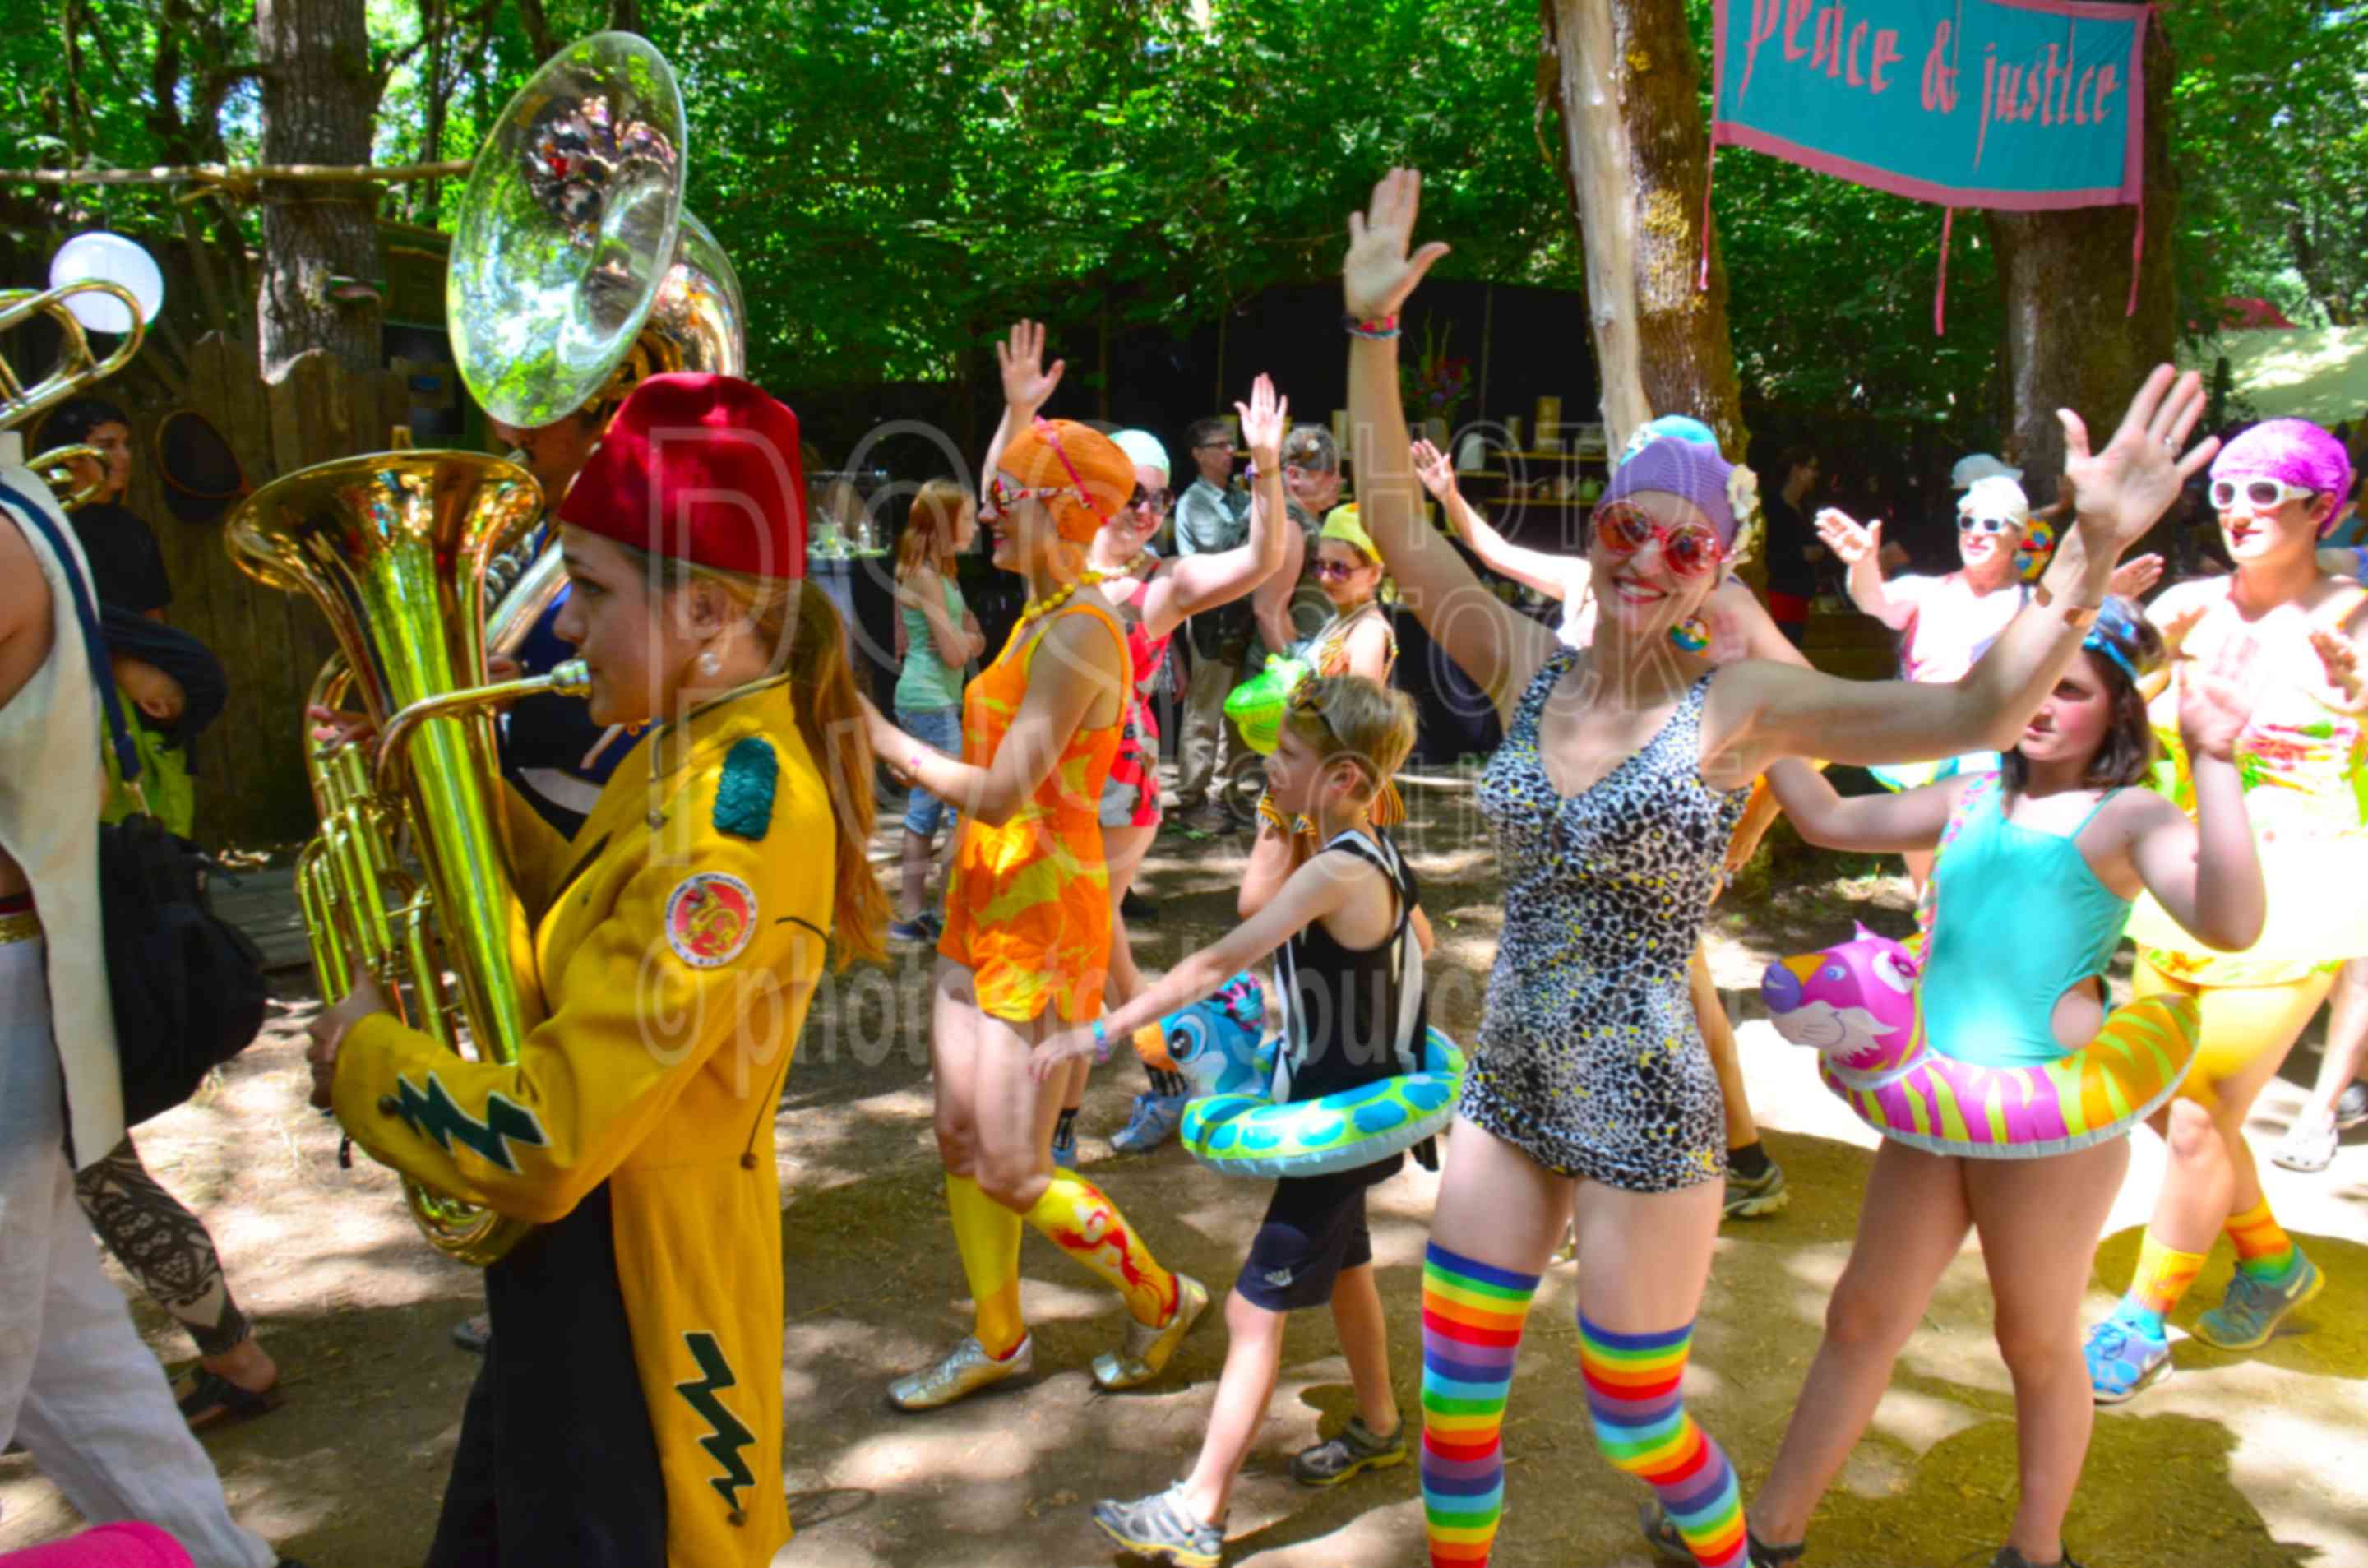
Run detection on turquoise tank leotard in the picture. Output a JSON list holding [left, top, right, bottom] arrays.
[[1918, 774, 2133, 1069]]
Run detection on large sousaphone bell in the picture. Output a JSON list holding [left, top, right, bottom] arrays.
[[234, 32, 711, 1267], [449, 31, 747, 647]]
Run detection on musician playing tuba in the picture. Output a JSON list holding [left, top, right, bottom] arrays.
[[303, 375, 886, 1567]]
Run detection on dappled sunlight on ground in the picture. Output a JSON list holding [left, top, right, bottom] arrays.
[[3, 803, 2364, 1567]]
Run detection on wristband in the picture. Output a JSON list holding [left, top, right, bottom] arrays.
[[905, 748, 929, 783], [2060, 602, 2102, 631], [1090, 1018, 1112, 1064], [1344, 312, 1401, 340]]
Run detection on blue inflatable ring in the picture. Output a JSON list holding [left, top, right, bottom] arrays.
[[1177, 1026, 1468, 1180]]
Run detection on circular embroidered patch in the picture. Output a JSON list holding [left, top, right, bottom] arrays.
[[664, 872, 758, 969]]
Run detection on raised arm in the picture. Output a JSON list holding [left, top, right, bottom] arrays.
[[1251, 520, 1308, 658], [864, 611, 1123, 827], [979, 321, 1066, 497], [1148, 375, 1291, 640], [1819, 509, 1913, 628], [1413, 437, 1584, 604], [1345, 169, 1556, 717], [1763, 757, 1959, 853], [1707, 367, 2219, 780], [2129, 636, 2266, 951]]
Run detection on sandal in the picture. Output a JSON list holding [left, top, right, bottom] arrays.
[[451, 1312, 493, 1353], [176, 1367, 283, 1431], [2272, 1114, 2339, 1173]]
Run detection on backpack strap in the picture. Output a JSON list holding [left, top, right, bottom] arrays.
[[0, 479, 143, 787], [1311, 826, 1427, 1078]]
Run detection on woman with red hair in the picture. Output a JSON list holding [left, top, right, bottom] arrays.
[[866, 322, 1213, 1411]]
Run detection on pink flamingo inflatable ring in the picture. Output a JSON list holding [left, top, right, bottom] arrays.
[[1761, 925, 2202, 1159]]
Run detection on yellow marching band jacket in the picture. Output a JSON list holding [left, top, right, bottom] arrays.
[[333, 674, 830, 1567]]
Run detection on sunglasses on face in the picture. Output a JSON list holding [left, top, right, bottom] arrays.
[[1311, 557, 1369, 580], [2210, 476, 2319, 511], [1957, 512, 2017, 535], [1129, 486, 1172, 516], [1195, 440, 1236, 453], [1594, 503, 1725, 576], [982, 474, 1071, 520]]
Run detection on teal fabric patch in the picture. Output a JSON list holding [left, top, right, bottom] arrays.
[[713, 737, 778, 841]]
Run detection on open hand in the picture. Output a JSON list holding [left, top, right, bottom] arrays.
[[1814, 508, 1882, 566], [1345, 168, 1452, 322], [1026, 1029, 1098, 1084], [1409, 437, 1456, 501], [2179, 632, 2259, 762], [997, 320, 1065, 416], [1236, 373, 1288, 469], [2108, 553, 2165, 600], [2059, 367, 2218, 559], [2157, 601, 2208, 664], [2310, 627, 2364, 703]]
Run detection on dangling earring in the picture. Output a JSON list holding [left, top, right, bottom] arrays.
[[696, 644, 723, 678], [1668, 616, 1710, 654]]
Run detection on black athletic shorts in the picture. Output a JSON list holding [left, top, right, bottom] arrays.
[[1234, 1156, 1401, 1313]]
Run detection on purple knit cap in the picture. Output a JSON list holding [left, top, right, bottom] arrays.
[[2211, 419, 2354, 536], [1603, 433, 1737, 544]]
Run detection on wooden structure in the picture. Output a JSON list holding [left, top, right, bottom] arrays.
[[2, 217, 454, 848]]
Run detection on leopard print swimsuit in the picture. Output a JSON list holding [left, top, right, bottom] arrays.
[[1463, 648, 1748, 1193]]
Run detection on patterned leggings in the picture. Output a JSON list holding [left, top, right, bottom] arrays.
[[72, 1136, 250, 1358]]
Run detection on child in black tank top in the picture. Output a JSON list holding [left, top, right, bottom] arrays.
[[1029, 674, 1432, 1567]]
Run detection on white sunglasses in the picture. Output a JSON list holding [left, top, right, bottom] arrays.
[[2209, 476, 2319, 511]]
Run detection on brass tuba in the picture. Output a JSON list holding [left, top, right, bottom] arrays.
[[238, 32, 695, 1266], [229, 455, 585, 1265]]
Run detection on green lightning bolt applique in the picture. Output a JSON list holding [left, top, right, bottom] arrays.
[[676, 1332, 756, 1513], [390, 1074, 548, 1173]]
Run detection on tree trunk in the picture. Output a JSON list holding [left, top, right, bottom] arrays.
[[1986, 7, 2176, 508], [1541, 0, 1746, 461], [254, 0, 382, 440]]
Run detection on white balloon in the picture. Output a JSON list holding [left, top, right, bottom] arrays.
[[49, 233, 165, 335]]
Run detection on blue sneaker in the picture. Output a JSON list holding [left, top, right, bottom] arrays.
[[2195, 1253, 2322, 1349], [2084, 1310, 2171, 1404], [889, 914, 939, 945], [1051, 1127, 1079, 1170], [1110, 1092, 1186, 1155]]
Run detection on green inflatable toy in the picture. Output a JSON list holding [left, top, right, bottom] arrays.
[[1224, 656, 1308, 755]]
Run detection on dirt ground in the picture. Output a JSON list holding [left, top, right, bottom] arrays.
[[4, 779, 2365, 1568]]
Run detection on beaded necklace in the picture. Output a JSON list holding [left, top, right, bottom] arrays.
[[1016, 568, 1112, 630]]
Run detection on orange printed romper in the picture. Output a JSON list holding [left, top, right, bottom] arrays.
[[937, 598, 1133, 1023]]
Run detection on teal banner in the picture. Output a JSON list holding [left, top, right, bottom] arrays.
[[1712, 0, 2148, 210]]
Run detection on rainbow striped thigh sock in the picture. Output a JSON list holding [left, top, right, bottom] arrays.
[[1578, 1315, 1746, 1568], [1419, 1244, 1538, 1567]]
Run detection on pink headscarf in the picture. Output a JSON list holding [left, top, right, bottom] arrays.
[[2210, 419, 2354, 538]]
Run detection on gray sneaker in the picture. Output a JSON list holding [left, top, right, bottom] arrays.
[[1111, 1091, 1187, 1155], [1089, 1483, 1223, 1568], [886, 1334, 1031, 1412], [1292, 1415, 1408, 1487], [1093, 1274, 1209, 1390], [2338, 1080, 2368, 1130], [1723, 1159, 1789, 1220], [2195, 1253, 2322, 1350]]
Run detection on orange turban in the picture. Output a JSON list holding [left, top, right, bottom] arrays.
[[997, 419, 1131, 547]]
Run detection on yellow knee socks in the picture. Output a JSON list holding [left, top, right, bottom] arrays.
[[2120, 1231, 2205, 1333], [945, 1174, 1026, 1358], [1022, 1169, 1178, 1328]]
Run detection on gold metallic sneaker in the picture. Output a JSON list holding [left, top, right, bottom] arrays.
[[1092, 1274, 1209, 1390], [887, 1334, 1032, 1412]]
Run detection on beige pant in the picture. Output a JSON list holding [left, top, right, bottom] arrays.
[[1173, 648, 1242, 811]]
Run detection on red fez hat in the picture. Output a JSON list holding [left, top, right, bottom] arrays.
[[556, 372, 807, 580]]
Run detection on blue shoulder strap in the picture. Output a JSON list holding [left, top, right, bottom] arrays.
[[0, 479, 144, 785]]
